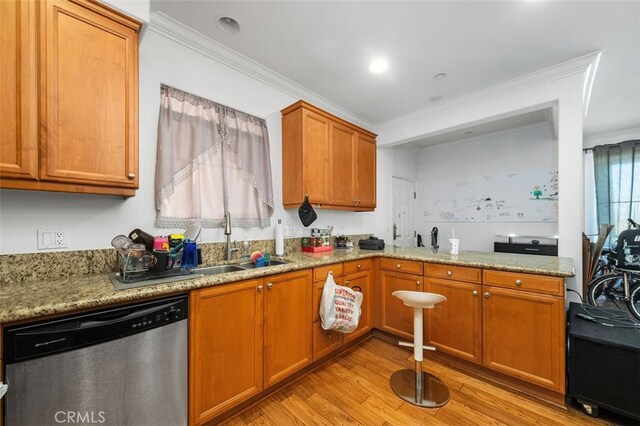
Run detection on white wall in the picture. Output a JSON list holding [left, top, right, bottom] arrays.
[[417, 124, 558, 252], [0, 25, 396, 254]]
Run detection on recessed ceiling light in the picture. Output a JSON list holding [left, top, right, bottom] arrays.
[[369, 58, 389, 73], [434, 73, 447, 81], [429, 95, 443, 102], [216, 16, 241, 34]]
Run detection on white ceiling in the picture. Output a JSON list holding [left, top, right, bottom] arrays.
[[151, 0, 640, 137]]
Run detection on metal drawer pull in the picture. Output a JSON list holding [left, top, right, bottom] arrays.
[[416, 280, 420, 287], [447, 270, 452, 276], [267, 283, 273, 289], [472, 290, 478, 296], [357, 264, 361, 269], [484, 292, 490, 299], [257, 285, 263, 292], [515, 279, 522, 286], [127, 173, 135, 179], [397, 264, 401, 268], [345, 280, 350, 285]]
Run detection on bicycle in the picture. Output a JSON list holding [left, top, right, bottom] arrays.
[[587, 218, 640, 320]]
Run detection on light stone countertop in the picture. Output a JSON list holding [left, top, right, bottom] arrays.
[[0, 248, 574, 324]]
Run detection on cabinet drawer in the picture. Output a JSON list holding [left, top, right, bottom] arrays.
[[313, 263, 343, 282], [312, 276, 343, 322], [312, 321, 343, 361], [343, 258, 373, 275], [380, 258, 423, 275], [483, 270, 564, 296], [425, 263, 481, 284]]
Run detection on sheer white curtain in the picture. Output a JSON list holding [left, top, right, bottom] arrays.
[[155, 85, 274, 229]]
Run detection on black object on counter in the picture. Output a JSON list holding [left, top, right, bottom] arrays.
[[359, 236, 385, 250], [567, 302, 640, 421], [494, 241, 557, 256], [128, 228, 155, 250], [298, 195, 317, 227]]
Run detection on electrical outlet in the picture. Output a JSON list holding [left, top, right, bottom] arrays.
[[54, 230, 67, 248], [38, 228, 67, 249]]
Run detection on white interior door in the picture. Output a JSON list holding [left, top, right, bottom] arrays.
[[392, 177, 416, 248]]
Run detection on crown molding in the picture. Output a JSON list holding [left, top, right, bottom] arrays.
[[148, 12, 374, 130], [375, 51, 602, 133]]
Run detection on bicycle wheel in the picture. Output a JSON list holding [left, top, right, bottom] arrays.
[[628, 279, 640, 320], [587, 273, 626, 310]]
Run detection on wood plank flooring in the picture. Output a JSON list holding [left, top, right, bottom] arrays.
[[221, 337, 628, 425]]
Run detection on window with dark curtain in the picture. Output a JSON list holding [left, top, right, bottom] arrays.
[[593, 140, 640, 243]]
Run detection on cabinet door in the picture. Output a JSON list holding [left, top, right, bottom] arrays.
[[330, 122, 356, 206], [312, 322, 343, 361], [302, 109, 331, 204], [0, 0, 37, 180], [344, 269, 373, 343], [41, 0, 139, 188], [426, 278, 482, 364], [379, 270, 423, 341], [483, 286, 564, 393], [356, 133, 376, 208], [190, 280, 264, 425], [264, 269, 312, 387]]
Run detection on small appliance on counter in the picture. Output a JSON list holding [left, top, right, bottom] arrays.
[[359, 236, 385, 250], [494, 234, 558, 256]]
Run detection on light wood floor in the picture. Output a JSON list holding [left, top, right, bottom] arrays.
[[222, 337, 625, 426]]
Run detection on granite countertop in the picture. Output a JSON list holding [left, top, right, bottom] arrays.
[[0, 248, 574, 324]]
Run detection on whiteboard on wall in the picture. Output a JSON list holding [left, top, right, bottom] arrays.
[[421, 171, 558, 223]]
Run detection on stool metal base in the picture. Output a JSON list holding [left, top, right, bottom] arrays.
[[390, 369, 450, 408]]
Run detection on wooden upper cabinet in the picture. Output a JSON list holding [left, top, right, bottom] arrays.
[[41, 0, 140, 190], [356, 133, 376, 208], [330, 122, 356, 205], [0, 0, 38, 180], [281, 100, 377, 211], [0, 0, 141, 196]]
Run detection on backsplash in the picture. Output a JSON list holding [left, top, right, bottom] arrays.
[[0, 234, 372, 284]]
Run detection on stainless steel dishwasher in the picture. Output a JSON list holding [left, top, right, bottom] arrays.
[[3, 295, 188, 426]]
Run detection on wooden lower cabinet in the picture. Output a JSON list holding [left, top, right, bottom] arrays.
[[343, 268, 374, 343], [312, 322, 343, 360], [379, 270, 423, 341], [426, 278, 482, 364], [264, 270, 313, 387], [189, 279, 264, 426], [482, 285, 565, 393]]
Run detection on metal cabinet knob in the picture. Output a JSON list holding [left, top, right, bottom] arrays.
[[357, 264, 361, 269], [397, 264, 401, 269], [127, 173, 135, 180], [267, 283, 273, 289], [447, 270, 452, 276], [345, 280, 350, 285], [484, 292, 490, 299], [416, 280, 420, 287], [257, 285, 263, 292], [515, 279, 522, 286], [354, 199, 358, 204], [472, 290, 478, 296]]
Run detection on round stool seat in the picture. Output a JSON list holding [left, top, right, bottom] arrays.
[[392, 291, 447, 308]]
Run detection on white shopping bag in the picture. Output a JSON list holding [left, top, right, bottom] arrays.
[[319, 272, 363, 333]]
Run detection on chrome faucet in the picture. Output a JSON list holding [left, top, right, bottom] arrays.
[[224, 212, 239, 260]]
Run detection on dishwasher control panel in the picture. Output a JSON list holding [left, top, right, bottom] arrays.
[[4, 295, 188, 364]]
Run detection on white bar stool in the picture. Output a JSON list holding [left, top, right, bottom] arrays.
[[390, 290, 449, 408]]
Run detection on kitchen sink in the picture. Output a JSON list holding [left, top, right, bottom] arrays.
[[197, 264, 246, 275], [237, 259, 290, 269]]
